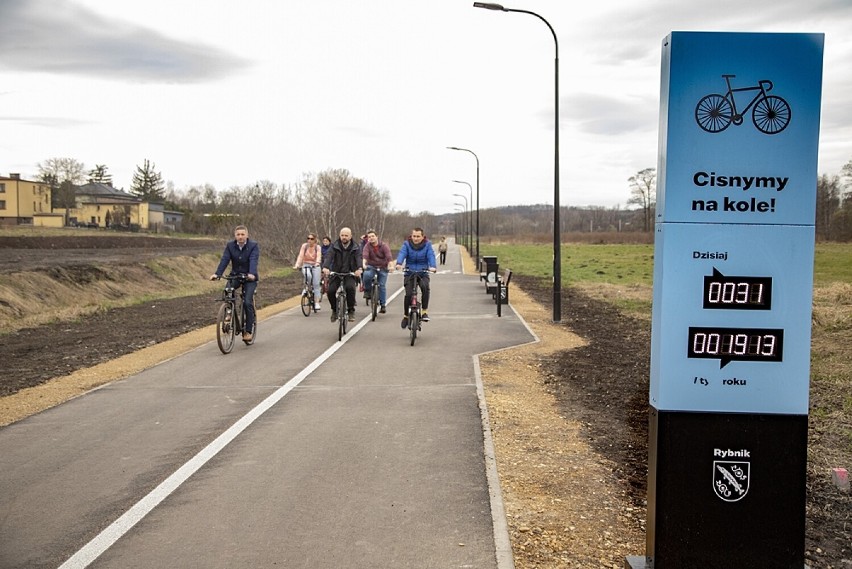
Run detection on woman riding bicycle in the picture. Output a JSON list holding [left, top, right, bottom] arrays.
[[294, 232, 323, 311], [210, 225, 259, 342], [361, 229, 394, 314], [395, 227, 437, 329]]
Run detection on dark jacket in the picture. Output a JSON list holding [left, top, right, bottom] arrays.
[[322, 238, 362, 274], [215, 239, 260, 280]]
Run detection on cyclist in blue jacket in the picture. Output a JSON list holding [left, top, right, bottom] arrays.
[[395, 227, 437, 328], [210, 225, 259, 342]]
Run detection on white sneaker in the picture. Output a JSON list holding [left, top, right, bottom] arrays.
[[314, 303, 321, 310]]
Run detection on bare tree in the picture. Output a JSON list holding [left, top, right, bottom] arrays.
[[627, 168, 656, 231], [841, 157, 852, 199], [816, 174, 841, 240], [37, 157, 86, 224]]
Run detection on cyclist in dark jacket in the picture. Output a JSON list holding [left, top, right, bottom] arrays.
[[395, 227, 437, 328], [322, 227, 363, 322], [210, 225, 259, 342]]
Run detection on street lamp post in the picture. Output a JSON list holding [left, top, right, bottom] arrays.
[[472, 2, 562, 323], [452, 180, 474, 258], [452, 193, 469, 250], [453, 205, 466, 250], [446, 147, 480, 263]]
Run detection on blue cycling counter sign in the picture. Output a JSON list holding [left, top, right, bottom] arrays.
[[627, 32, 824, 569]]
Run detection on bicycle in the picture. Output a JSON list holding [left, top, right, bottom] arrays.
[[695, 74, 791, 135], [403, 269, 431, 346], [328, 271, 356, 342], [364, 266, 381, 321], [299, 265, 320, 317], [214, 273, 257, 354]]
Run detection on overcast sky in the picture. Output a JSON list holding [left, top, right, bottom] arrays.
[[2, 0, 851, 214]]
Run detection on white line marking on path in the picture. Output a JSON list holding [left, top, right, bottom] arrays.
[[59, 286, 405, 569]]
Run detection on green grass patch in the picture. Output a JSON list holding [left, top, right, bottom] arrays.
[[480, 243, 655, 288], [483, 241, 851, 289], [813, 242, 852, 285]]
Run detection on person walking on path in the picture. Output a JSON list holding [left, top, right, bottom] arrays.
[[438, 236, 448, 265]]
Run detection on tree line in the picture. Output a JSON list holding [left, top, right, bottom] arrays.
[[165, 169, 438, 262], [31, 155, 852, 263]]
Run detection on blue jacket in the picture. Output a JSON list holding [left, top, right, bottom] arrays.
[[396, 238, 436, 271], [215, 239, 260, 280]]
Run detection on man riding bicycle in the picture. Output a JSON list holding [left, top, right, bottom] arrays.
[[210, 225, 259, 342], [395, 227, 437, 329], [322, 227, 363, 322], [361, 229, 394, 314]]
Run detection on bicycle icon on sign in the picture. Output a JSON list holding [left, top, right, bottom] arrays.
[[695, 74, 791, 135]]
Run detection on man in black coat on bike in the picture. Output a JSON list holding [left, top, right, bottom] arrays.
[[322, 227, 363, 322], [210, 225, 259, 342]]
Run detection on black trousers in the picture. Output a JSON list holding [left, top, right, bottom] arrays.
[[403, 273, 430, 315], [327, 274, 357, 313]]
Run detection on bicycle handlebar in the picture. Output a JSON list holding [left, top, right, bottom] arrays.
[[215, 273, 249, 281]]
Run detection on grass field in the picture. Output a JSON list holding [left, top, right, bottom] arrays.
[[481, 241, 852, 288]]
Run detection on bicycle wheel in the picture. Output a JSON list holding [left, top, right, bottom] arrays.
[[370, 285, 379, 321], [216, 302, 236, 354], [337, 295, 346, 342], [301, 292, 311, 317], [695, 94, 732, 133], [752, 95, 791, 135], [409, 309, 419, 346]]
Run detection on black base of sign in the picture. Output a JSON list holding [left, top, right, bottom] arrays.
[[627, 408, 808, 568]]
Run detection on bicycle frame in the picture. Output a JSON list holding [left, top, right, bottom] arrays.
[[403, 269, 430, 345], [722, 75, 773, 121], [365, 266, 383, 321], [328, 271, 356, 341]]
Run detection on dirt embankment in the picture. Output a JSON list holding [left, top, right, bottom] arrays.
[[0, 234, 218, 271]]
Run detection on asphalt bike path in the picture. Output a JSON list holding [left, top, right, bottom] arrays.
[[0, 242, 535, 569]]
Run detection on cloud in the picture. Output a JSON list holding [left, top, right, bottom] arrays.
[[0, 0, 250, 83], [0, 116, 93, 128], [560, 93, 657, 136]]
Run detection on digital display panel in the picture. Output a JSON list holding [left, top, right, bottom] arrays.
[[703, 269, 772, 310], [688, 326, 783, 368]]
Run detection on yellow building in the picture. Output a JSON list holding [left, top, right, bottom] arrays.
[[0, 173, 52, 226], [70, 183, 151, 229]]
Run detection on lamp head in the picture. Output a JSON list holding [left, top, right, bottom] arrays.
[[473, 2, 506, 10]]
